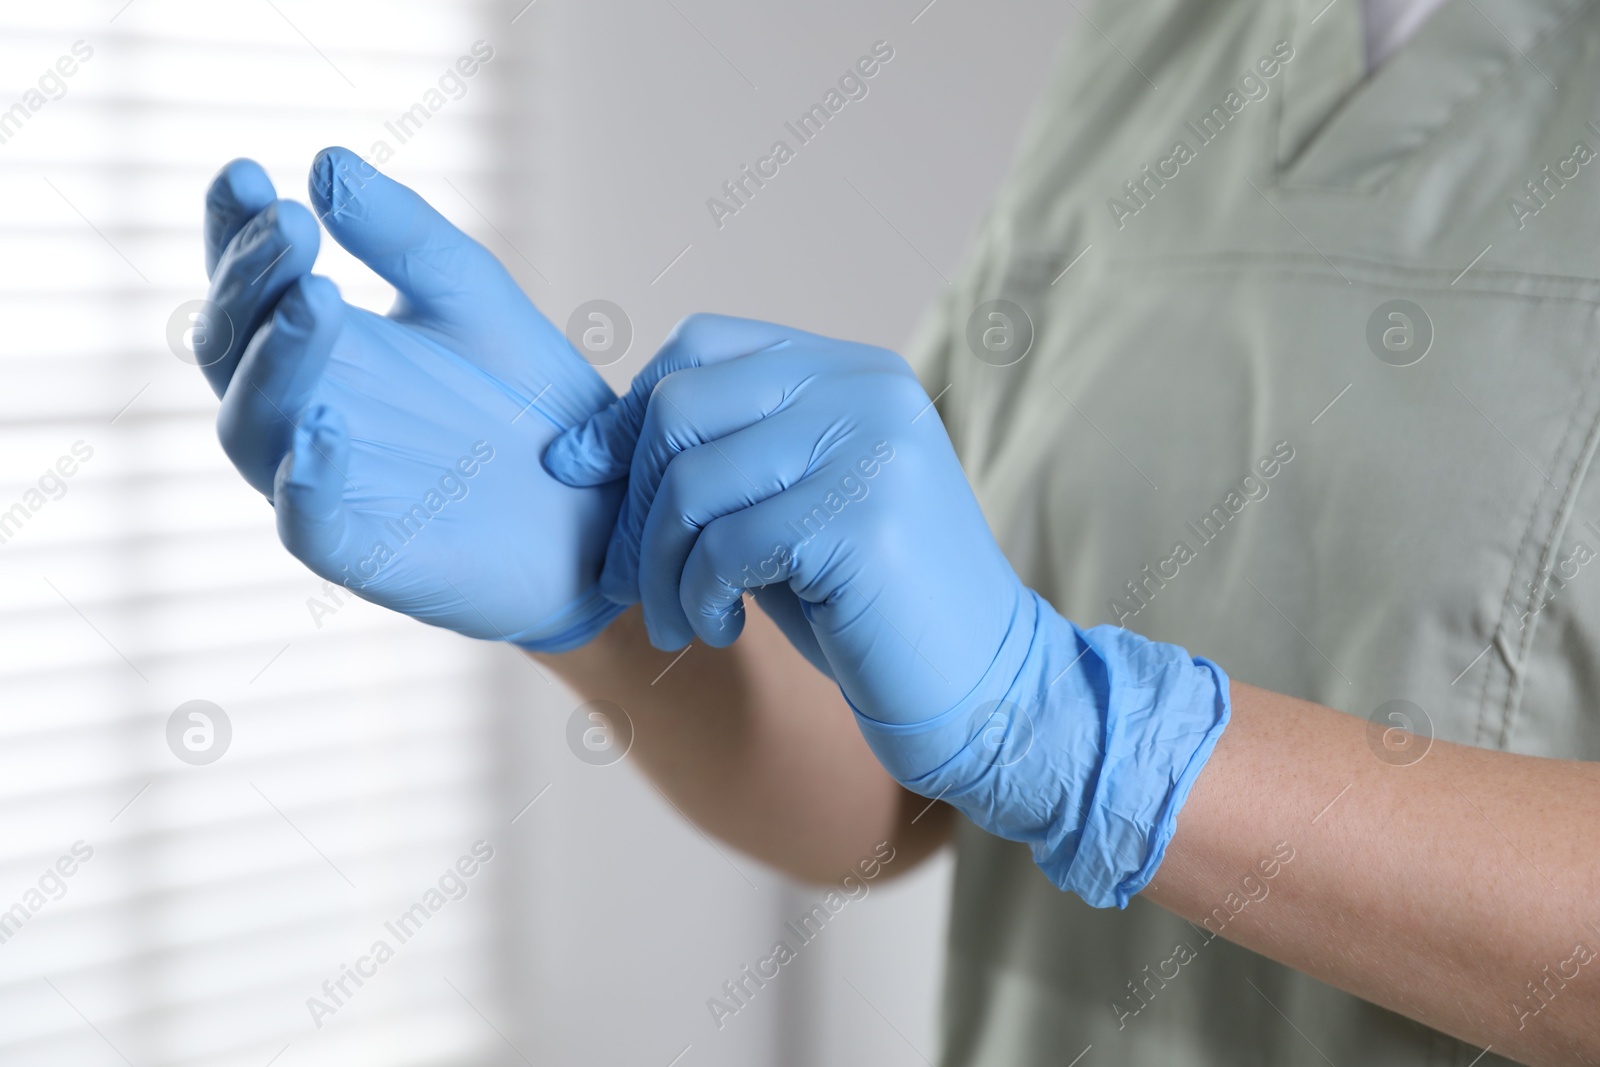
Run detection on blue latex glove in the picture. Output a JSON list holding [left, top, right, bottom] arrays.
[[543, 314, 833, 671], [544, 314, 1231, 906], [197, 148, 624, 650]]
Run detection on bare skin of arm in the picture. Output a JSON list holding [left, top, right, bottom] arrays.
[[530, 600, 954, 884], [1146, 681, 1600, 1067], [541, 607, 1598, 1063]]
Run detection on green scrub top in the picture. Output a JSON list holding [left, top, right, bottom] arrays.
[[905, 0, 1600, 1063]]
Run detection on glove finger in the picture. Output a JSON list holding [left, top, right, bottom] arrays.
[[218, 275, 343, 497], [309, 146, 624, 427], [635, 413, 817, 648], [309, 145, 523, 332], [675, 477, 840, 649], [545, 313, 802, 487], [199, 199, 322, 397], [203, 158, 276, 278], [274, 404, 355, 577], [598, 347, 816, 604], [684, 485, 960, 712]]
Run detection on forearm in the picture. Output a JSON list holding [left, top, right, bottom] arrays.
[[1145, 681, 1600, 1066], [530, 601, 952, 883]]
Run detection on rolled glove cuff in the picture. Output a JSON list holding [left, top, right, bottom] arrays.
[[848, 591, 1230, 910], [1049, 628, 1230, 908]]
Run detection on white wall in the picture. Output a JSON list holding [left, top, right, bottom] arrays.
[[0, 2, 1074, 1064], [487, 2, 1077, 1064]]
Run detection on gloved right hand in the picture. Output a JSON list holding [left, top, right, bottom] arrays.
[[197, 147, 624, 650], [546, 315, 1232, 909]]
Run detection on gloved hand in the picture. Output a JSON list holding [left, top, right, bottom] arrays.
[[543, 314, 833, 671], [197, 147, 624, 650], [544, 314, 1231, 906]]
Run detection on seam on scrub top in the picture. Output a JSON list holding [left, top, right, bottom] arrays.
[[1106, 257, 1600, 307], [1468, 364, 1579, 749], [1264, 0, 1291, 177], [1469, 487, 1539, 751], [1111, 248, 1600, 288], [1107, 251, 1600, 297], [1269, 0, 1600, 197], [1267, 0, 1342, 185], [1483, 335, 1600, 750], [1093, 251, 1600, 752]]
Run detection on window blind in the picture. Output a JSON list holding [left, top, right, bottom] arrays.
[[0, 2, 526, 1063]]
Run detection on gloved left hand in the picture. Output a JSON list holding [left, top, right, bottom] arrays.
[[544, 314, 1232, 906]]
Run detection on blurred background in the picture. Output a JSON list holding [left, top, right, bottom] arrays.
[[0, 1, 1075, 1063]]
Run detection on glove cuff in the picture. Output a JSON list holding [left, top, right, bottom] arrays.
[[510, 583, 629, 653], [512, 362, 627, 654], [1041, 626, 1231, 909], [848, 590, 1231, 911]]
